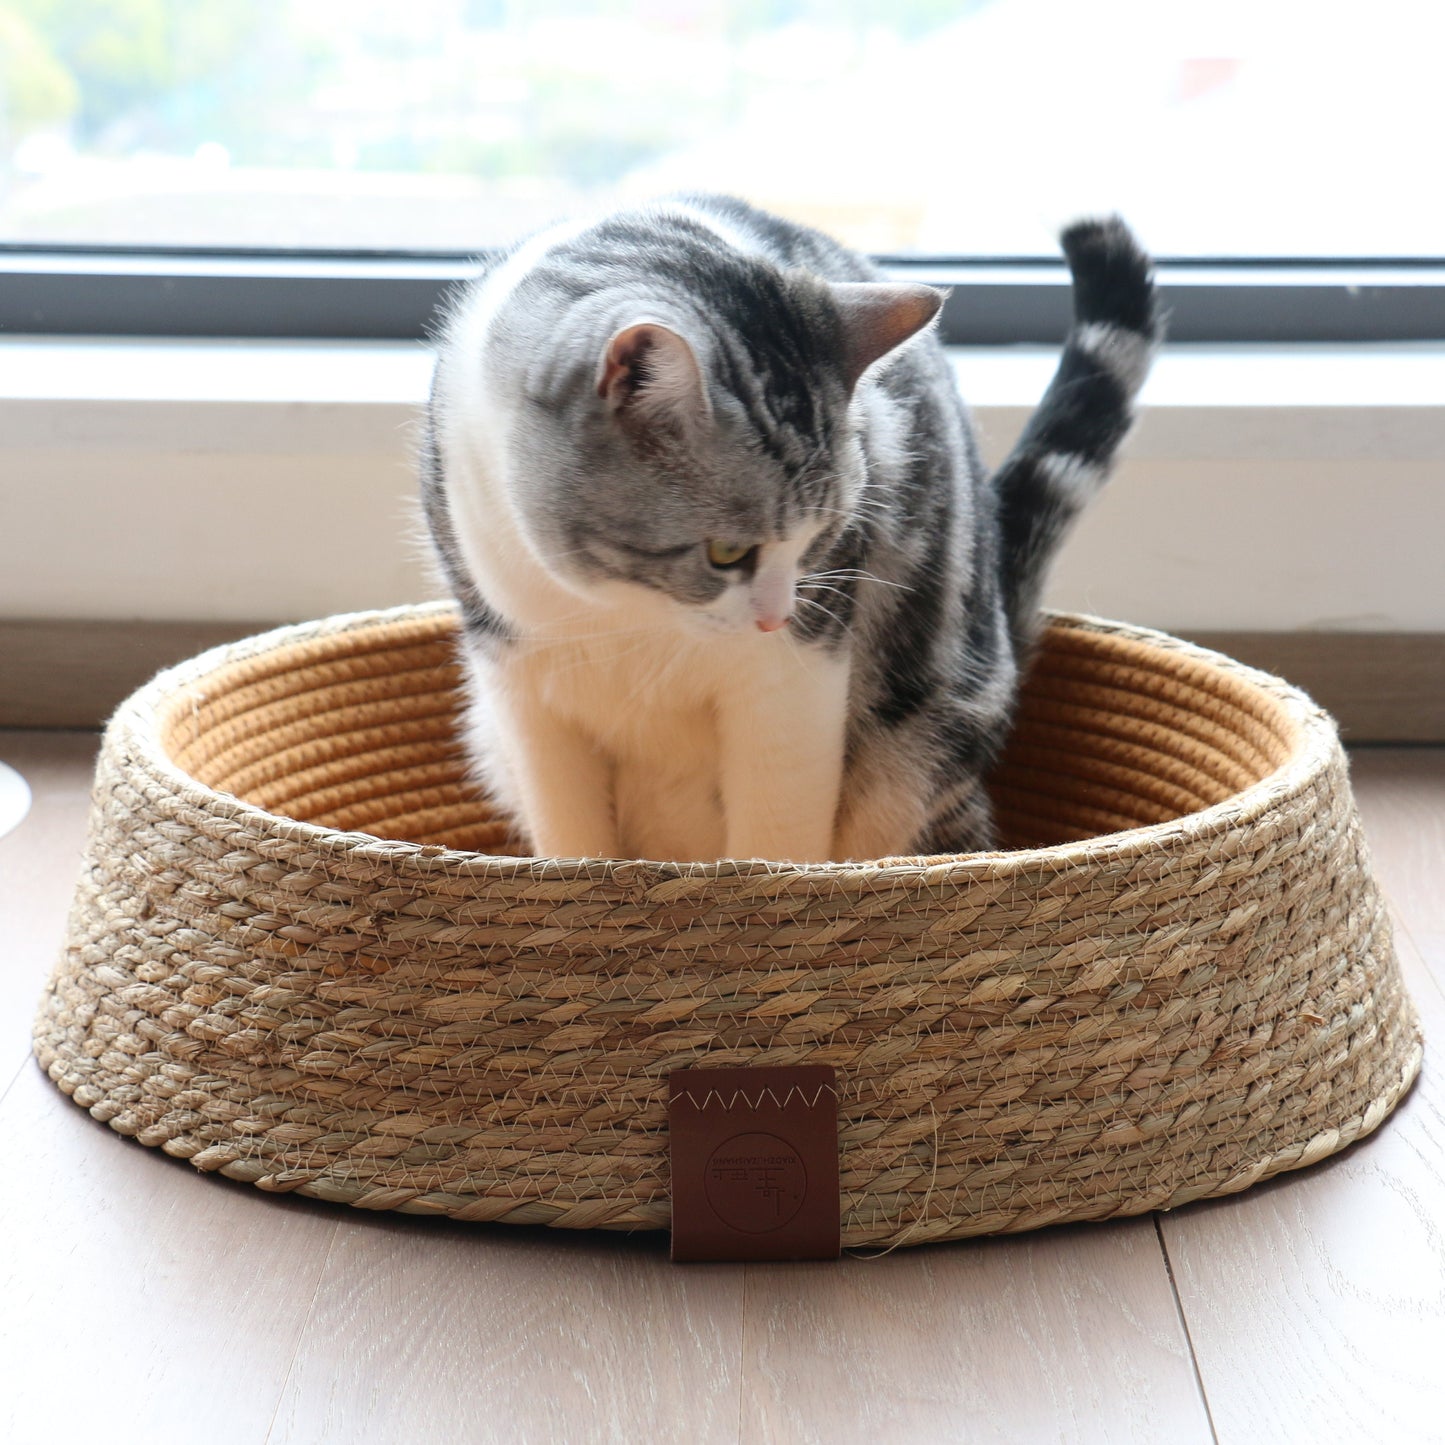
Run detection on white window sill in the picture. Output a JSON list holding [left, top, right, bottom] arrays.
[[3, 335, 1443, 632]]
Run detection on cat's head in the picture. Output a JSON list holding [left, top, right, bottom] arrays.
[[494, 261, 943, 636]]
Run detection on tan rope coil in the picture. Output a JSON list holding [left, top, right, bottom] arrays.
[[34, 604, 1422, 1245]]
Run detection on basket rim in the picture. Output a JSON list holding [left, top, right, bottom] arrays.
[[110, 601, 1335, 884]]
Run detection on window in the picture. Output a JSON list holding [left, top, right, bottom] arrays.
[[2, 0, 1441, 339]]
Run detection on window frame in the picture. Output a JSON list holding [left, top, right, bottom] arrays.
[[3, 245, 1444, 344]]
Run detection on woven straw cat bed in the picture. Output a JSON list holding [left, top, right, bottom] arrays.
[[36, 603, 1421, 1248]]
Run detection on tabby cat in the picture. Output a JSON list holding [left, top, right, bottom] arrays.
[[421, 195, 1160, 863]]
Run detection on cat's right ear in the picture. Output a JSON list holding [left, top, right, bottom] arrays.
[[598, 322, 711, 427], [829, 282, 946, 390]]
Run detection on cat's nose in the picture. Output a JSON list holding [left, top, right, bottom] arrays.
[[751, 564, 796, 633]]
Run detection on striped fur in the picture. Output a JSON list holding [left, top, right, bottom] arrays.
[[994, 217, 1163, 651], [423, 197, 1159, 861]]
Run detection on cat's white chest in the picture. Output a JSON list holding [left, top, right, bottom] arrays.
[[510, 621, 731, 861], [464, 604, 849, 864]]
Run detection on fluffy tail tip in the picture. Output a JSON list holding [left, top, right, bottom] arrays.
[[1059, 214, 1162, 341]]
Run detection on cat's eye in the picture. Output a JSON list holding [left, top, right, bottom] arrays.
[[706, 540, 756, 570]]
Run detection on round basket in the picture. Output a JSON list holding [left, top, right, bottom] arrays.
[[35, 604, 1422, 1247]]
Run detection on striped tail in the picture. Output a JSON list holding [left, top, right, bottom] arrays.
[[994, 215, 1163, 649]]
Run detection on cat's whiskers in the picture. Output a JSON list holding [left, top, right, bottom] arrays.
[[809, 494, 889, 524], [527, 620, 659, 649], [794, 595, 848, 634], [781, 625, 832, 687], [513, 616, 673, 682], [798, 583, 852, 609], [801, 568, 914, 595], [524, 629, 664, 681], [639, 638, 697, 699]]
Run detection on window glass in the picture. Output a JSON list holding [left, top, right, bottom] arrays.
[[1, 0, 1436, 257]]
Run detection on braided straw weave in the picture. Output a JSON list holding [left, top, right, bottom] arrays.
[[35, 604, 1422, 1247]]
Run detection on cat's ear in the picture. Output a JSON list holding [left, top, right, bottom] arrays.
[[598, 322, 711, 426], [829, 282, 946, 389]]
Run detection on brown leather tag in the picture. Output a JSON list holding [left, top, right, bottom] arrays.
[[668, 1065, 840, 1263]]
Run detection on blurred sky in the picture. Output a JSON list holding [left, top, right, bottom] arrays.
[[1, 0, 1437, 255]]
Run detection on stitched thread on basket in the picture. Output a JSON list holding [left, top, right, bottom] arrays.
[[671, 1084, 840, 1113]]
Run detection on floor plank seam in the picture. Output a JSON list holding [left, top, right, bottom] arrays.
[[736, 1265, 750, 1445], [1388, 908, 1445, 1007], [0, 1052, 32, 1114], [1152, 1213, 1221, 1445], [261, 1218, 344, 1445]]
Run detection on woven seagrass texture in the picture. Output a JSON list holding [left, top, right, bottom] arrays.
[[35, 605, 1422, 1247]]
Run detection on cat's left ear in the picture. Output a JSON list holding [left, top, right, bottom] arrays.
[[598, 322, 711, 426], [829, 282, 946, 390]]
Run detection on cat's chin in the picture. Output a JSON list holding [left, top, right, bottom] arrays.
[[684, 608, 772, 639], [686, 610, 736, 635]]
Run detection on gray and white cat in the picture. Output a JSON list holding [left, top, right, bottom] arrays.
[[421, 195, 1160, 863]]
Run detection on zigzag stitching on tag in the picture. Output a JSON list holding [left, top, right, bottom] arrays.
[[673, 1084, 838, 1112]]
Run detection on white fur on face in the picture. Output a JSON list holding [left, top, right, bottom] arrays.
[[697, 529, 821, 635]]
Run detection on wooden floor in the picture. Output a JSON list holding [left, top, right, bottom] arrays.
[[2, 731, 1441, 1445]]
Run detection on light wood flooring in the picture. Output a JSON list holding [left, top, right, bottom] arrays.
[[2, 731, 1441, 1445]]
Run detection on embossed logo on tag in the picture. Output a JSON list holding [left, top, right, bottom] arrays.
[[669, 1065, 840, 1262], [705, 1131, 808, 1233]]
